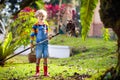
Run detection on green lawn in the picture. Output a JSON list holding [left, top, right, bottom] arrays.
[[0, 35, 117, 80]]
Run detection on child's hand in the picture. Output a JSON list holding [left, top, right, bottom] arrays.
[[30, 44, 34, 48], [48, 34, 52, 40]]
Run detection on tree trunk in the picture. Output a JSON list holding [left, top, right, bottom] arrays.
[[116, 37, 120, 74], [113, 27, 120, 78], [0, 0, 5, 4]]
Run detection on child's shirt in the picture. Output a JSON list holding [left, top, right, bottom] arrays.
[[30, 23, 48, 44]]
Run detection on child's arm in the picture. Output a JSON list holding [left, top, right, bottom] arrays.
[[30, 25, 37, 47]]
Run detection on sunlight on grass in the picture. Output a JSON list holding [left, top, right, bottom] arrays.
[[0, 35, 117, 80]]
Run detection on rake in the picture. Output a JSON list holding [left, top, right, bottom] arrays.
[[0, 33, 59, 63]]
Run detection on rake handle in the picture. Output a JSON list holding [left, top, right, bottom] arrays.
[[0, 33, 59, 62]]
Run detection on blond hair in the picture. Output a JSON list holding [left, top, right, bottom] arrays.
[[35, 9, 47, 20]]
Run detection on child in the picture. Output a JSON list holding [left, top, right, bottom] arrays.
[[30, 9, 50, 77]]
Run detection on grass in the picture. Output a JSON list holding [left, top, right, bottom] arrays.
[[0, 35, 117, 80]]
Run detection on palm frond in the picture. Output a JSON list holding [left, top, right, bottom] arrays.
[[35, 0, 44, 9], [2, 32, 12, 54], [0, 44, 3, 60], [80, 0, 98, 40]]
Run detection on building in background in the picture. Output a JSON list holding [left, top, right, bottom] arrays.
[[89, 1, 103, 37], [88, 1, 115, 38]]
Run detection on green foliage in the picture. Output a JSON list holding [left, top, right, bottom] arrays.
[[80, 0, 98, 40], [35, 0, 44, 9], [11, 10, 37, 46], [0, 32, 12, 60], [10, 0, 44, 46], [102, 28, 110, 41], [0, 32, 19, 61], [2, 32, 12, 53]]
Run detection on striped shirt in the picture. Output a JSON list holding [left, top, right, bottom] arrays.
[[30, 23, 48, 44]]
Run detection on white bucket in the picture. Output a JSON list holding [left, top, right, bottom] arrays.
[[48, 45, 70, 58], [14, 45, 71, 58]]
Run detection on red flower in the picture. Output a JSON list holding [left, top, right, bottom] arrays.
[[44, 4, 66, 19], [22, 7, 36, 12]]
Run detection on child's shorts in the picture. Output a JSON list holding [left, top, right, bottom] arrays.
[[36, 44, 48, 58]]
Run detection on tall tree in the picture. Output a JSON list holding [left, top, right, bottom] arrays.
[[99, 0, 120, 79]]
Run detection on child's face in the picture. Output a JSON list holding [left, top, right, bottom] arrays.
[[37, 13, 44, 21]]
